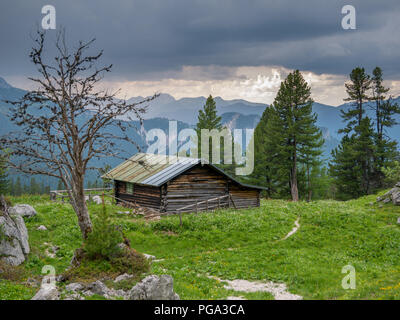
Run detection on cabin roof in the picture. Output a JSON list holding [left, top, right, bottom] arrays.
[[102, 152, 266, 190]]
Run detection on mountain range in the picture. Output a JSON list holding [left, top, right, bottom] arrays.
[[1, 76, 399, 187]]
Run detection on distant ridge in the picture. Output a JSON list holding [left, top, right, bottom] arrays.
[[1, 75, 399, 163], [0, 77, 12, 89]]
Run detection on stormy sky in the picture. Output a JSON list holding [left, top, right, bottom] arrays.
[[1, 0, 400, 105]]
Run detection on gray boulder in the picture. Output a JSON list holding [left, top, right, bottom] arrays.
[[377, 185, 400, 206], [86, 280, 127, 299], [143, 253, 156, 261], [115, 273, 134, 283], [392, 190, 400, 205], [66, 283, 84, 292], [31, 283, 59, 300], [0, 210, 30, 266], [64, 293, 84, 300], [8, 204, 37, 218], [129, 275, 180, 300], [92, 195, 102, 205], [88, 280, 109, 296]]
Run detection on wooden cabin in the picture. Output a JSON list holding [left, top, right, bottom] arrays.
[[103, 153, 265, 213]]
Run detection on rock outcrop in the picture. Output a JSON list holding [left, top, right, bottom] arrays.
[[128, 275, 180, 300], [8, 204, 37, 218], [32, 273, 60, 300], [31, 282, 59, 300], [92, 195, 102, 204], [0, 197, 30, 266], [377, 182, 400, 205], [114, 273, 134, 282], [58, 273, 179, 300]]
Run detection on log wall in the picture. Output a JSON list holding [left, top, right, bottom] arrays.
[[165, 165, 228, 212], [228, 183, 260, 209], [115, 181, 161, 210], [113, 164, 261, 213]]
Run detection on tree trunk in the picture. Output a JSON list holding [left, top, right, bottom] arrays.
[[376, 100, 381, 136], [291, 141, 299, 202], [75, 192, 92, 239], [307, 164, 312, 202], [358, 99, 363, 126], [291, 169, 299, 201], [69, 173, 92, 239]]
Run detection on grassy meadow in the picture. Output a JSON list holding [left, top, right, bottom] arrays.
[[1, 192, 400, 300]]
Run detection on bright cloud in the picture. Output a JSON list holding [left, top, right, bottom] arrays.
[[98, 66, 352, 106]]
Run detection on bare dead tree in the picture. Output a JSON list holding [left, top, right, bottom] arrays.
[[0, 30, 158, 239]]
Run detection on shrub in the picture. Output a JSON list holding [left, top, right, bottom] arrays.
[[111, 247, 150, 275], [64, 202, 150, 283], [84, 203, 123, 260], [0, 260, 25, 281], [63, 247, 149, 283], [0, 225, 5, 242], [0, 196, 12, 214], [382, 161, 400, 187]]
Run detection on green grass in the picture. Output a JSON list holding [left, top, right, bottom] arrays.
[[1, 192, 400, 300]]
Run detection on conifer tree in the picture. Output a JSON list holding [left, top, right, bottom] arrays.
[[30, 177, 40, 194], [57, 180, 64, 191], [370, 67, 400, 187], [195, 95, 222, 163], [332, 68, 376, 197], [371, 67, 390, 137], [331, 67, 399, 198], [0, 152, 9, 195], [341, 67, 372, 133], [264, 70, 324, 201], [330, 136, 362, 199], [249, 106, 278, 197], [14, 176, 22, 196]]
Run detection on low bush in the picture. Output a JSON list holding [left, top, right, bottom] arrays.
[[0, 260, 26, 282], [84, 203, 123, 260], [64, 203, 150, 283], [63, 246, 149, 283]]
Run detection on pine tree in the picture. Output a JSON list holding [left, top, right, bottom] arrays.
[[330, 136, 362, 199], [8, 179, 14, 196], [309, 165, 335, 200], [14, 176, 22, 196], [371, 67, 390, 137], [331, 67, 385, 198], [30, 177, 40, 194], [99, 164, 112, 188], [195, 95, 222, 163], [57, 180, 64, 191], [341, 67, 372, 133], [0, 152, 9, 195], [370, 67, 400, 187], [250, 106, 279, 197], [264, 70, 324, 201]]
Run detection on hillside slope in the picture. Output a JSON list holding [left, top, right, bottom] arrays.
[[2, 192, 400, 300]]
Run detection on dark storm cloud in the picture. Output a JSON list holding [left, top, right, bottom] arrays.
[[1, 0, 400, 81]]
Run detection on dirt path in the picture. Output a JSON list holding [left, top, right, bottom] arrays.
[[281, 217, 300, 240], [208, 275, 302, 300]]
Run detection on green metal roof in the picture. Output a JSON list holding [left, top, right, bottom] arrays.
[[102, 153, 199, 187], [103, 152, 266, 190]]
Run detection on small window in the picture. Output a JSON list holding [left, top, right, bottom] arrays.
[[126, 183, 134, 194]]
